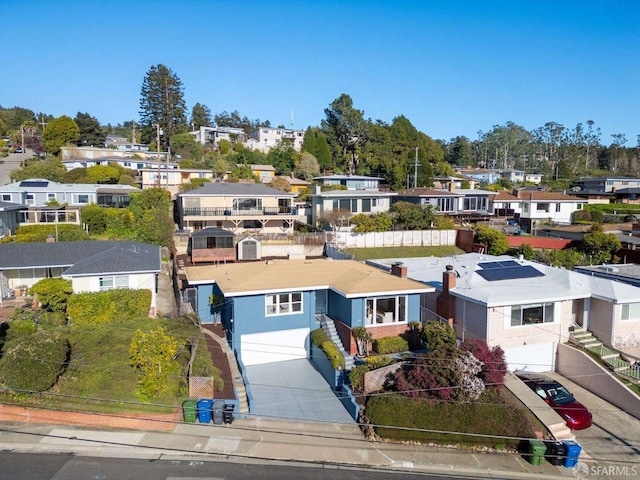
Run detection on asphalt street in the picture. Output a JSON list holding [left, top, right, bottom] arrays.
[[0, 150, 28, 185]]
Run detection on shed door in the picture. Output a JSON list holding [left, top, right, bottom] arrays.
[[242, 240, 257, 260]]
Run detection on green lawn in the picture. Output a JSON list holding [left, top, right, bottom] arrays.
[[346, 245, 464, 261]]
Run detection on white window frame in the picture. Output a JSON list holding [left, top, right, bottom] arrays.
[[265, 292, 303, 316], [622, 303, 640, 321], [99, 275, 129, 291], [365, 296, 407, 326], [509, 302, 555, 327]]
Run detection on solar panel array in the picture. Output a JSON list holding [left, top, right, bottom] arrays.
[[476, 260, 545, 282], [477, 260, 520, 270], [19, 180, 49, 188]]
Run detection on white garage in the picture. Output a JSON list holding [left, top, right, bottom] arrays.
[[505, 342, 557, 373], [240, 328, 310, 366]]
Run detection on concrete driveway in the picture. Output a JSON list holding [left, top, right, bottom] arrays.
[[245, 359, 355, 424], [545, 372, 640, 468]]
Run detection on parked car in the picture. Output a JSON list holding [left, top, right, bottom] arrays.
[[516, 373, 592, 430]]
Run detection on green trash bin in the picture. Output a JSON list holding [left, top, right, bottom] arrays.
[[182, 398, 198, 423], [528, 439, 546, 466]]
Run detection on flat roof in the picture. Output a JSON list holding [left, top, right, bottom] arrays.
[[366, 253, 640, 306], [184, 258, 433, 298]]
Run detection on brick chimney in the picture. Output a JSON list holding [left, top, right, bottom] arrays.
[[390, 261, 407, 278], [436, 265, 456, 326]]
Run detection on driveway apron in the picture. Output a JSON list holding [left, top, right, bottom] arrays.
[[245, 359, 355, 424]]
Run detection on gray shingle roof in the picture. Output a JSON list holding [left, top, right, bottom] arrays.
[[0, 241, 160, 275]]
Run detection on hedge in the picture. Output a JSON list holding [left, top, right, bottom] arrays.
[[373, 336, 409, 354], [67, 289, 151, 325], [310, 328, 345, 370]]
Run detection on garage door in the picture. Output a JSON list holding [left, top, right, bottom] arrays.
[[240, 328, 309, 366], [505, 342, 556, 373]]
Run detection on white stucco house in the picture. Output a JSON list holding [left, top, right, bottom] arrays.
[[367, 253, 640, 372], [0, 241, 161, 315]]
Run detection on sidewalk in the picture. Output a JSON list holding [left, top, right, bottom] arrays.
[[0, 416, 580, 479]]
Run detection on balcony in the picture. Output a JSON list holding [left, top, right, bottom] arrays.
[[183, 207, 296, 217]]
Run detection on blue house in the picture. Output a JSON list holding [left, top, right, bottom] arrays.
[[183, 258, 433, 366]]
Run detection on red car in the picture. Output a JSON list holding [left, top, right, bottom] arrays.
[[517, 373, 592, 430]]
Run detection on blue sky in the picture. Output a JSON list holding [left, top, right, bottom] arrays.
[[1, 0, 638, 145]]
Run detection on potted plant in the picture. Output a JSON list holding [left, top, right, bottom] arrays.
[[352, 326, 372, 357]]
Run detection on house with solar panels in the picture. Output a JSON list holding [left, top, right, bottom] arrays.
[[0, 178, 138, 234], [366, 253, 640, 372]]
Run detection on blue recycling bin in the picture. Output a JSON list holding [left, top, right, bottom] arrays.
[[197, 398, 214, 423], [562, 440, 582, 468]]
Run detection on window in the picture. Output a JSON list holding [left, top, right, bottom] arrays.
[[26, 194, 35, 205], [438, 197, 455, 212], [47, 193, 56, 201], [537, 203, 550, 212], [336, 198, 356, 212], [243, 220, 262, 229], [192, 236, 233, 249], [555, 203, 561, 212], [362, 198, 371, 212], [76, 194, 89, 204], [365, 296, 407, 325], [463, 196, 486, 211], [510, 303, 554, 326], [2, 194, 10, 201], [622, 303, 640, 321], [233, 198, 262, 210], [265, 292, 302, 316], [99, 275, 129, 291]]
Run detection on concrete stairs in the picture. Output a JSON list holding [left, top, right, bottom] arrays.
[[319, 314, 355, 372], [569, 327, 640, 381]]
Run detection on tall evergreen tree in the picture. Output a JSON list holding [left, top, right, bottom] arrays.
[[74, 112, 106, 147], [301, 127, 332, 171], [190, 103, 212, 129], [139, 64, 187, 149]]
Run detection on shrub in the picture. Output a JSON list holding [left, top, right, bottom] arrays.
[[364, 355, 394, 369], [310, 327, 329, 347], [365, 388, 539, 448], [320, 340, 345, 370], [29, 278, 73, 312], [67, 289, 151, 325], [348, 364, 370, 391], [459, 339, 507, 387], [129, 327, 179, 400], [0, 330, 69, 391], [374, 336, 409, 354], [421, 321, 456, 352]]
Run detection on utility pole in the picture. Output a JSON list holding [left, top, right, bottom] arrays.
[[39, 116, 47, 131], [154, 123, 161, 186], [131, 121, 137, 143], [413, 147, 420, 188]]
